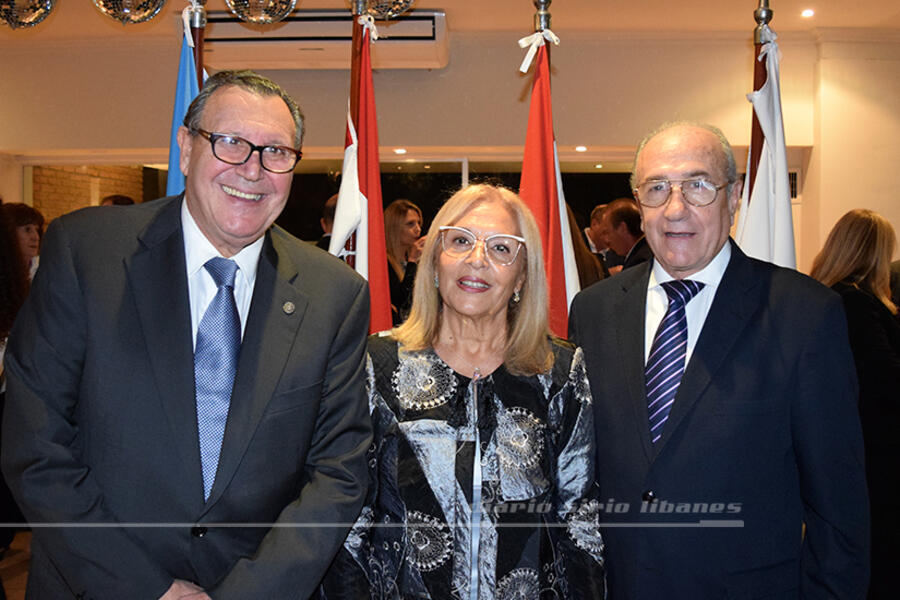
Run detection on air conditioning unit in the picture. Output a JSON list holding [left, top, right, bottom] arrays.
[[203, 9, 449, 70]]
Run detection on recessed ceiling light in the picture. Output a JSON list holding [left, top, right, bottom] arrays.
[[424, 165, 431, 169], [575, 145, 587, 152], [594, 163, 603, 169], [801, 9, 814, 18], [393, 148, 407, 155]]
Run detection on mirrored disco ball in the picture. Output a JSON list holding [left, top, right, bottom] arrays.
[[1, 0, 55, 29], [92, 0, 167, 24], [224, 0, 296, 25], [367, 0, 413, 19]]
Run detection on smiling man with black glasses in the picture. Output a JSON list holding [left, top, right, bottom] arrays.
[[2, 70, 371, 600]]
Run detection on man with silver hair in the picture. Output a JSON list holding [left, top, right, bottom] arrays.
[[3, 70, 371, 599], [570, 122, 869, 598]]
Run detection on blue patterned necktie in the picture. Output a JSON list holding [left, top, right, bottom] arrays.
[[645, 279, 705, 444], [195, 257, 240, 500]]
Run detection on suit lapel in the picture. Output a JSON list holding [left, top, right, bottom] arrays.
[[125, 197, 204, 506], [202, 232, 309, 510], [654, 243, 762, 451], [614, 265, 655, 464]]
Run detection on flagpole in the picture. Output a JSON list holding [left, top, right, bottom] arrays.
[[534, 0, 551, 32], [748, 0, 772, 199], [518, 0, 580, 338], [188, 0, 206, 90], [340, 0, 366, 270], [534, 0, 551, 62]]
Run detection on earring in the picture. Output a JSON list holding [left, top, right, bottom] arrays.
[[512, 289, 521, 303], [434, 274, 440, 288]]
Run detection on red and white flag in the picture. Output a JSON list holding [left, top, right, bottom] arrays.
[[330, 16, 392, 333], [735, 25, 796, 269], [517, 32, 580, 338]]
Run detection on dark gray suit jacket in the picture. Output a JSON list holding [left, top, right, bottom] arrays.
[[2, 196, 372, 599], [569, 241, 869, 599]]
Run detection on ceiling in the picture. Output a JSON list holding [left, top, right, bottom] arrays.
[[2, 0, 899, 42]]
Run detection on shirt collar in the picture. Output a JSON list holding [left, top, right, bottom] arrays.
[[181, 199, 264, 285], [649, 239, 732, 291]]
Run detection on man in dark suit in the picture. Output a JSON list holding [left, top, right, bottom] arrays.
[[316, 193, 338, 251], [584, 204, 624, 270], [569, 122, 869, 598], [2, 71, 372, 599], [601, 198, 652, 272]]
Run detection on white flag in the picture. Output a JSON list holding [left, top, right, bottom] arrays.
[[736, 25, 796, 269]]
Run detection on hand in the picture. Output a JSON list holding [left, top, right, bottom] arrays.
[[608, 265, 623, 275], [159, 579, 208, 600], [408, 237, 426, 263]]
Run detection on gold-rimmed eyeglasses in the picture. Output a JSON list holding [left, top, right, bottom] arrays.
[[633, 178, 730, 208]]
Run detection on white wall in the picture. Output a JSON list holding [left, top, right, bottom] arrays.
[[1, 28, 898, 268]]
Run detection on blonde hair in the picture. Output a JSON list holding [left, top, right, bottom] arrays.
[[384, 199, 422, 279], [810, 208, 897, 314], [394, 184, 553, 375]]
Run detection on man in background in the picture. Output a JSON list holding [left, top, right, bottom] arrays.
[[317, 192, 338, 250], [601, 197, 652, 271], [585, 204, 624, 270]]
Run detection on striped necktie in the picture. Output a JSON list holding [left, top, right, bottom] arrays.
[[646, 279, 705, 444]]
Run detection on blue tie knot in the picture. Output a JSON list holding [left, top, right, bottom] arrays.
[[662, 279, 705, 307], [205, 257, 238, 289]]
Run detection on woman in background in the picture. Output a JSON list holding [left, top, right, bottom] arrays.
[[384, 199, 424, 326], [811, 208, 900, 599], [0, 198, 30, 593], [1, 202, 44, 280], [323, 184, 605, 599]]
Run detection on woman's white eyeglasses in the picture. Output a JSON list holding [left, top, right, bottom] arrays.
[[438, 226, 526, 266]]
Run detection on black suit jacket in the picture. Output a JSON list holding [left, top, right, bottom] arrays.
[[621, 236, 652, 270], [569, 242, 869, 599], [2, 196, 372, 599]]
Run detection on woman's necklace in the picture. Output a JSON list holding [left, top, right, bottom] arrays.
[[436, 344, 482, 379], [435, 338, 501, 380]]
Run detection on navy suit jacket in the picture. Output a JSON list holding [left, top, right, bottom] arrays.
[[2, 196, 372, 599], [569, 242, 869, 599]]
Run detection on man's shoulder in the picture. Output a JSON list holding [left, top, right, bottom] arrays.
[[268, 225, 365, 288], [575, 261, 646, 304], [54, 196, 177, 232], [732, 252, 841, 316]]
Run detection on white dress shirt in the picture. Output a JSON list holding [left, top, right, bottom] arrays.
[[644, 242, 731, 365], [181, 200, 263, 349]]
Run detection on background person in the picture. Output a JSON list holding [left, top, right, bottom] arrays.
[[811, 208, 900, 599], [1, 203, 44, 280], [600, 198, 652, 272], [0, 197, 30, 595], [323, 183, 605, 599], [570, 122, 869, 599], [384, 198, 424, 326], [567, 202, 608, 288], [317, 192, 338, 250], [101, 194, 136, 206], [585, 204, 624, 270]]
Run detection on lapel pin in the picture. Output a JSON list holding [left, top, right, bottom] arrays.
[[282, 301, 295, 315]]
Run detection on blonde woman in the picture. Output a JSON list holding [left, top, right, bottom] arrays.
[[323, 184, 605, 599], [811, 208, 900, 599], [384, 199, 423, 325]]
